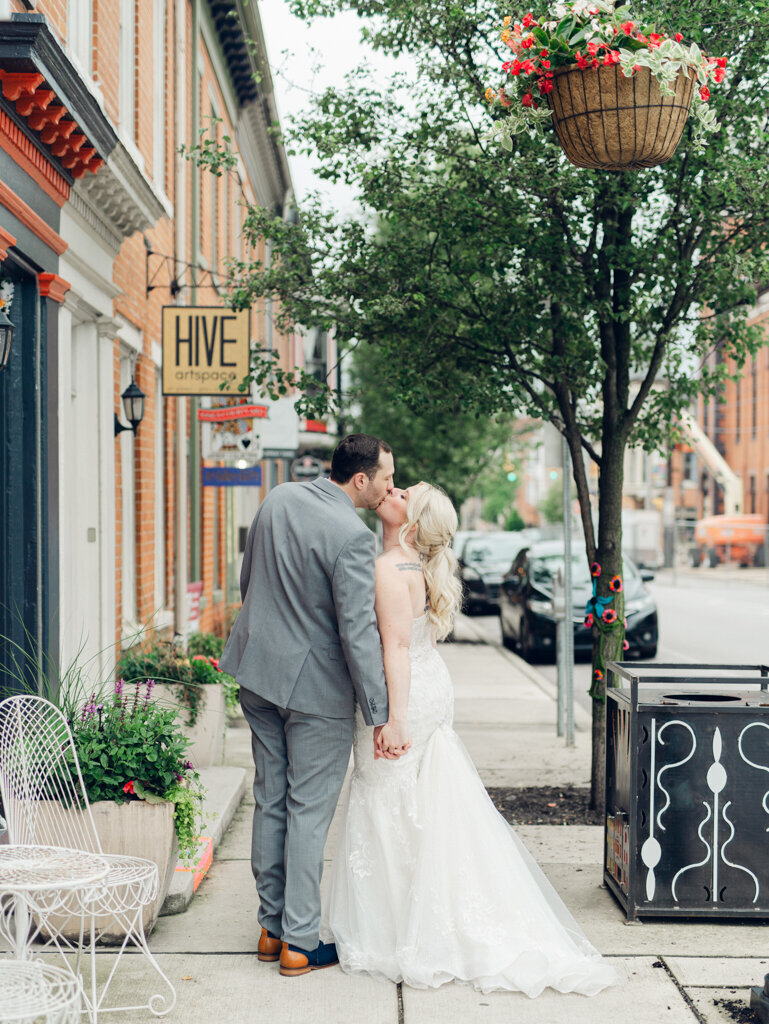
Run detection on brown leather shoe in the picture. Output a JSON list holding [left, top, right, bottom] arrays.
[[257, 928, 281, 962], [279, 940, 339, 977]]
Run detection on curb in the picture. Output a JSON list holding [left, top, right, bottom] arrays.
[[160, 764, 247, 916]]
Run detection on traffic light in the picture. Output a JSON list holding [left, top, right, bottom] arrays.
[[548, 467, 560, 480], [507, 471, 517, 482]]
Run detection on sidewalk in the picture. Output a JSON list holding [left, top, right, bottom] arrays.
[[69, 622, 769, 1022]]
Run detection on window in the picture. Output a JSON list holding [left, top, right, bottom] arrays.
[[749, 474, 757, 514], [119, 0, 136, 139], [752, 357, 758, 440], [735, 375, 741, 443], [153, 0, 167, 188], [68, 0, 93, 74]]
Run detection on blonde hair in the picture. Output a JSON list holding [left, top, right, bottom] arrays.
[[398, 483, 462, 640]]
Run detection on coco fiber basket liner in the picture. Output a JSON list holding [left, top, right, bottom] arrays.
[[547, 63, 696, 171]]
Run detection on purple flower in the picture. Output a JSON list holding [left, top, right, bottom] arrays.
[[144, 679, 155, 706], [115, 678, 124, 697], [183, 760, 194, 771]]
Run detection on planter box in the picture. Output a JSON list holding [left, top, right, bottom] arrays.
[[36, 799, 177, 943], [153, 683, 226, 768]]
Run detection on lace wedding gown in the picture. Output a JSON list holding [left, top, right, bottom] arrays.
[[321, 614, 621, 997]]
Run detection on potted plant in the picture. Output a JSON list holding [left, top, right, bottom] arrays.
[[116, 634, 238, 767], [485, 0, 726, 169], [36, 680, 204, 941]]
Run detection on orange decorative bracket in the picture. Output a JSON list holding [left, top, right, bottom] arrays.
[[38, 272, 71, 304], [0, 225, 17, 262], [0, 71, 44, 102]]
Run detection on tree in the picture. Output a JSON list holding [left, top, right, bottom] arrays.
[[539, 480, 564, 525], [346, 340, 513, 508], [203, 0, 769, 808]]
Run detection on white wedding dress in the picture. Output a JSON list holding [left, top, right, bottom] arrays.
[[321, 614, 622, 997]]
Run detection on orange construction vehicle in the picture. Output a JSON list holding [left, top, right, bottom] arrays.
[[693, 514, 767, 567]]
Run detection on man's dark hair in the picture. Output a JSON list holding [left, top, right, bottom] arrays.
[[330, 434, 392, 484]]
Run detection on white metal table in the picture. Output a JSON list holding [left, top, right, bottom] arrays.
[[0, 845, 110, 961]]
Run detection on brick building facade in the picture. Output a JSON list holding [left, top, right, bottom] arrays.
[[0, 1, 305, 689]]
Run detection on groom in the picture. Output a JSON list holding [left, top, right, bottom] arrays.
[[219, 434, 395, 977]]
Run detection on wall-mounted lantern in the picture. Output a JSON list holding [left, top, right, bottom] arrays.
[[114, 377, 146, 437]]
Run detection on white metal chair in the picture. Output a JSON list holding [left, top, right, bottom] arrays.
[[0, 695, 176, 1019], [0, 959, 83, 1024]]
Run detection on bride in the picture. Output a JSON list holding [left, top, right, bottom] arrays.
[[322, 482, 622, 997]]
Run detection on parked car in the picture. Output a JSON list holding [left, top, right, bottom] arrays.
[[459, 531, 538, 615], [499, 539, 658, 662]]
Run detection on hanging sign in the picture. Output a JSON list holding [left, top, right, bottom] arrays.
[[197, 405, 267, 422], [200, 398, 265, 463], [202, 466, 263, 487], [162, 306, 250, 396]]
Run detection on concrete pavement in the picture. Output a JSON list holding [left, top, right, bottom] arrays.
[[28, 618, 769, 1022]]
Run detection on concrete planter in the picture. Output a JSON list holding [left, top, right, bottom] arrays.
[[152, 683, 226, 768], [36, 798, 177, 943]]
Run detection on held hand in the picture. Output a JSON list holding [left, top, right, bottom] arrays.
[[375, 719, 412, 760], [373, 724, 399, 760]]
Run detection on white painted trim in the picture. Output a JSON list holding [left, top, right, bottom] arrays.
[[116, 315, 142, 355]]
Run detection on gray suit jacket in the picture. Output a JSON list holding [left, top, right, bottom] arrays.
[[218, 477, 388, 726]]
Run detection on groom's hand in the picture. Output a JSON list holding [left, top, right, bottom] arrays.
[[373, 724, 399, 760]]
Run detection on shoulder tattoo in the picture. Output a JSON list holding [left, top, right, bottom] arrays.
[[396, 562, 423, 573]]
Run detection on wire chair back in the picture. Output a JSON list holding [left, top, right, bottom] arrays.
[[0, 695, 102, 855]]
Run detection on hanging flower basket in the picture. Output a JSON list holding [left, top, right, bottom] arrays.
[[485, 2, 725, 169], [547, 62, 695, 170]]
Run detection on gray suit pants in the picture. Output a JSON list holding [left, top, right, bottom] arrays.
[[240, 688, 354, 949]]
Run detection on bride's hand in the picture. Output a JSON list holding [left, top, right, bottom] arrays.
[[374, 719, 411, 760]]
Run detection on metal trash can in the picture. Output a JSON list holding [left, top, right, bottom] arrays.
[[605, 661, 769, 921]]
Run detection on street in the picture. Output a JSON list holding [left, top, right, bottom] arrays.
[[467, 568, 769, 715]]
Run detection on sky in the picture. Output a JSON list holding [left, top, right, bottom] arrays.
[[257, 2, 366, 206], [257, 1, 412, 212]]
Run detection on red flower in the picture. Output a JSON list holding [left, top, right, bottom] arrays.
[[521, 58, 536, 75], [209, 658, 220, 670], [584, 613, 594, 628], [576, 51, 590, 69], [609, 575, 623, 593], [648, 33, 664, 48], [594, 669, 604, 682], [714, 67, 726, 83], [715, 57, 727, 69], [699, 86, 710, 102], [591, 58, 600, 69], [636, 33, 648, 44], [621, 20, 635, 34], [602, 608, 618, 625], [538, 78, 554, 95], [510, 58, 523, 75], [540, 59, 550, 69], [674, 32, 683, 42], [520, 35, 535, 49], [521, 92, 536, 107], [123, 780, 135, 794], [540, 48, 548, 57], [192, 654, 207, 661], [587, 41, 598, 57], [499, 89, 512, 107], [590, 562, 601, 577], [623, 639, 630, 651], [521, 12, 536, 28]]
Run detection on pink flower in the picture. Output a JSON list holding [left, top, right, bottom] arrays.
[[699, 86, 710, 101], [623, 639, 630, 651], [602, 608, 618, 625], [714, 67, 726, 83], [621, 20, 635, 35], [584, 613, 594, 628], [594, 669, 604, 682], [609, 575, 623, 593], [123, 780, 135, 795], [590, 562, 601, 577], [674, 32, 683, 42]]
